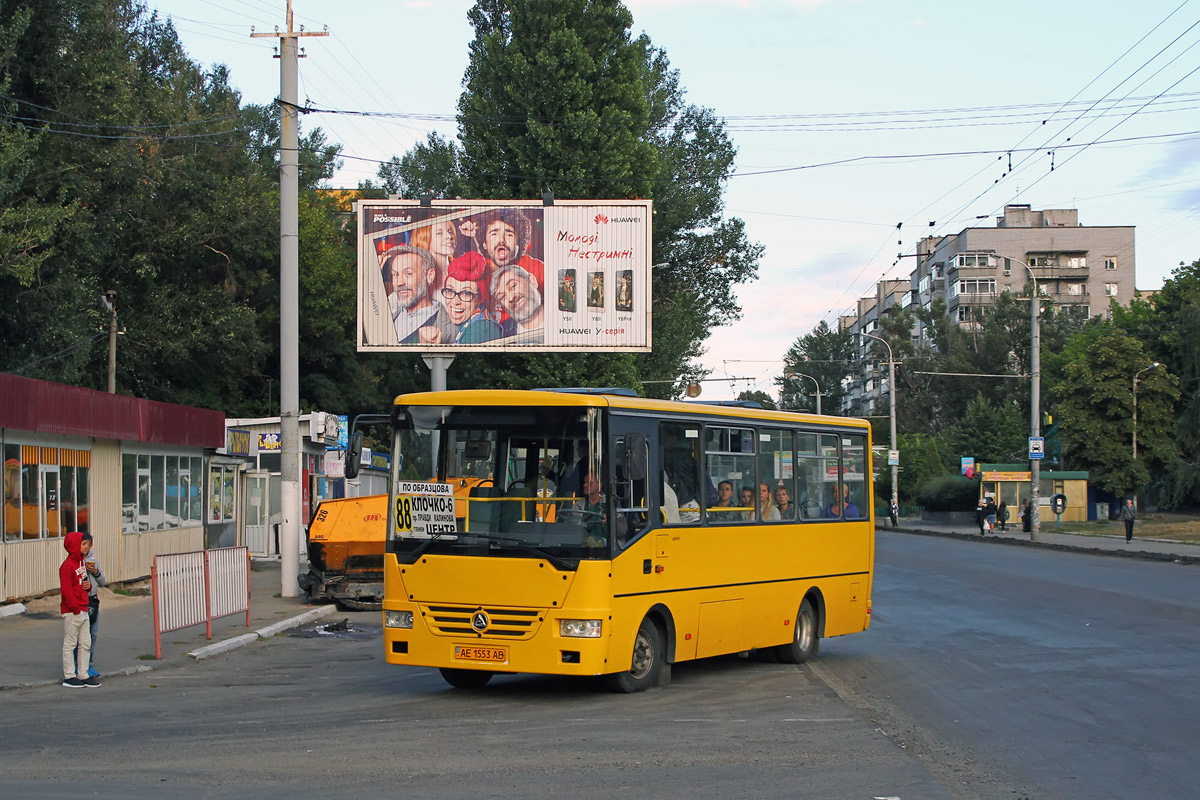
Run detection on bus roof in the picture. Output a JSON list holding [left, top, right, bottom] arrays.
[[391, 388, 871, 431]]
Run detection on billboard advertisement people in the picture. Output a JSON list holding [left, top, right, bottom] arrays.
[[358, 200, 650, 352], [381, 245, 455, 345]]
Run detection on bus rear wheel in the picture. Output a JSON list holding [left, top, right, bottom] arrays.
[[605, 617, 663, 693], [439, 668, 493, 689], [776, 598, 819, 664]]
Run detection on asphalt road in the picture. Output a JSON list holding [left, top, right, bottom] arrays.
[[3, 533, 1195, 799], [2, 611, 950, 799], [815, 531, 1200, 800]]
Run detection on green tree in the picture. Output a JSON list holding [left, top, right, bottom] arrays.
[[874, 433, 947, 504], [1136, 259, 1200, 504], [0, 7, 73, 287], [368, 132, 466, 199], [947, 391, 1028, 466], [778, 321, 851, 414], [736, 389, 777, 410], [0, 0, 277, 408], [1050, 323, 1179, 495], [0, 1, 367, 418], [377, 0, 762, 394]]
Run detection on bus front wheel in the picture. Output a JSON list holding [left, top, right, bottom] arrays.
[[776, 598, 819, 664], [440, 668, 493, 689], [605, 617, 663, 693]]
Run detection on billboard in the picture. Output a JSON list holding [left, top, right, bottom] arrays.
[[357, 199, 652, 352]]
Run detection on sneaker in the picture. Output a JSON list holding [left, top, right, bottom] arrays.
[[84, 676, 102, 688], [87, 667, 100, 678], [63, 677, 85, 688]]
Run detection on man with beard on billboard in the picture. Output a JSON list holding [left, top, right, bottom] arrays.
[[492, 263, 545, 343], [382, 245, 456, 345], [471, 208, 544, 321]]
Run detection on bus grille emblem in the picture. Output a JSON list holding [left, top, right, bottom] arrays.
[[471, 611, 489, 632]]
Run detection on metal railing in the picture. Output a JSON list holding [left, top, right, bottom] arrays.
[[151, 546, 250, 659]]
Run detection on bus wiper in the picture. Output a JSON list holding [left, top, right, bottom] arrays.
[[481, 535, 577, 571], [401, 533, 445, 563]]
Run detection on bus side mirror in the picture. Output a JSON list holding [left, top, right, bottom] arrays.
[[345, 431, 363, 479], [624, 433, 647, 481]]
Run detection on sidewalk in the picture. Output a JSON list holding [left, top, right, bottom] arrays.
[[0, 559, 337, 691], [883, 517, 1200, 564]]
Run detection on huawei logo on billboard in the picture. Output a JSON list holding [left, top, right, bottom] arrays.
[[594, 212, 640, 224]]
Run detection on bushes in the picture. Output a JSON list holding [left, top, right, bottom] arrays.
[[917, 475, 979, 512]]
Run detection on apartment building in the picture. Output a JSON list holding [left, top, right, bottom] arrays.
[[840, 279, 907, 416], [911, 204, 1135, 332], [840, 205, 1136, 415]]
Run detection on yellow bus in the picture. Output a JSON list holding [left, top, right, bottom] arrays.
[[382, 388, 874, 692]]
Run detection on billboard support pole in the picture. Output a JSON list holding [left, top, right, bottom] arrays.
[[422, 355, 454, 470]]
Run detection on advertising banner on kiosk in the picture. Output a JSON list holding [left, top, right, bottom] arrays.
[[357, 199, 652, 353]]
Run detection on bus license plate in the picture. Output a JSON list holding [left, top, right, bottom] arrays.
[[454, 645, 507, 662]]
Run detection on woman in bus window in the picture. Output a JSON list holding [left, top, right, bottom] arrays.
[[824, 483, 859, 519], [758, 483, 781, 521]]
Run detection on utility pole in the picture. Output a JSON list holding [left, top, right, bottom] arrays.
[[863, 333, 898, 517], [1013, 260, 1042, 541], [103, 289, 117, 393], [253, 3, 326, 597]]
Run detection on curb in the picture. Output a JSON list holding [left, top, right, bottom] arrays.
[[187, 604, 339, 660], [255, 604, 338, 639], [889, 525, 1200, 565], [0, 603, 27, 620], [0, 663, 154, 692]]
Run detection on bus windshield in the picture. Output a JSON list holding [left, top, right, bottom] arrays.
[[389, 403, 607, 566]]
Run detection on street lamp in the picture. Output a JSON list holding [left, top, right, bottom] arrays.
[[862, 332, 897, 515], [1132, 362, 1160, 461], [1012, 258, 1042, 541], [785, 371, 823, 415]]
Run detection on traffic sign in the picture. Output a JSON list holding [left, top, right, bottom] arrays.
[[888, 450, 899, 466], [1028, 437, 1045, 460]]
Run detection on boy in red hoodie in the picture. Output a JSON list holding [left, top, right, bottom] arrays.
[[60, 531, 99, 688]]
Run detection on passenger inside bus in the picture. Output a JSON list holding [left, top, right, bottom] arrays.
[[824, 483, 859, 519]]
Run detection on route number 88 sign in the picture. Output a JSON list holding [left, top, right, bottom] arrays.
[[392, 482, 458, 537]]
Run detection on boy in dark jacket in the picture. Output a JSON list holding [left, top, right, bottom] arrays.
[[59, 531, 99, 688]]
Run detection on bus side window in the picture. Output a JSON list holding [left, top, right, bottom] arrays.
[[841, 433, 867, 520], [706, 426, 755, 524], [613, 434, 651, 544], [796, 431, 821, 520], [660, 422, 701, 524]]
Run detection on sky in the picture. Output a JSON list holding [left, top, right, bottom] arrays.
[[149, 0, 1200, 399]]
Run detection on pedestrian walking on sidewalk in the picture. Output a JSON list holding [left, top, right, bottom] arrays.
[[1120, 497, 1137, 543], [997, 500, 1009, 532], [889, 499, 899, 528], [984, 497, 998, 533], [1020, 500, 1032, 533], [975, 499, 988, 536], [59, 531, 99, 688]]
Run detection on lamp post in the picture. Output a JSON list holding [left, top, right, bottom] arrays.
[[786, 371, 823, 415], [1011, 258, 1042, 541], [862, 332, 897, 514], [1132, 362, 1160, 461]]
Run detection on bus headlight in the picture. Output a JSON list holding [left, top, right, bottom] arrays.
[[385, 610, 414, 629], [559, 619, 602, 638]]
